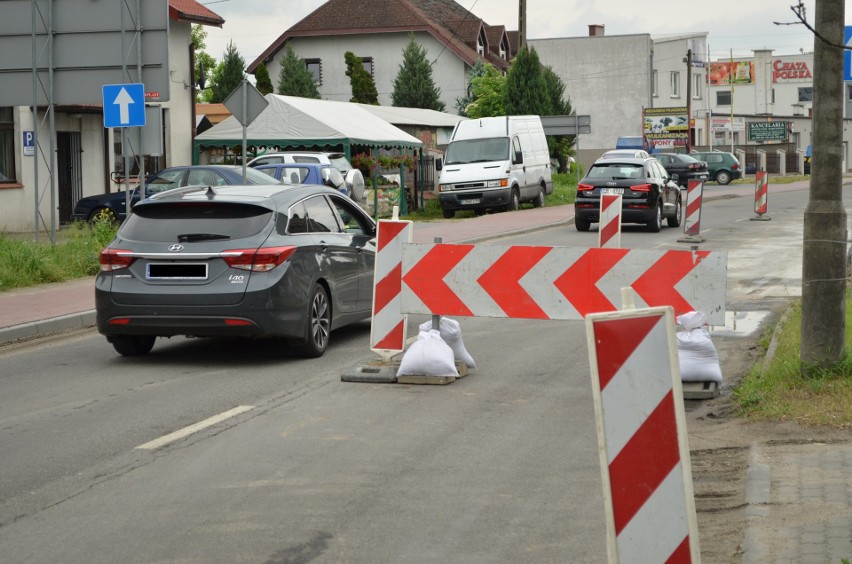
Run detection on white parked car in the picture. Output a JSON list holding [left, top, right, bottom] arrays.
[[248, 151, 365, 201]]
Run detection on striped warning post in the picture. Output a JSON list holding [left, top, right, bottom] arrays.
[[684, 180, 703, 236], [754, 171, 768, 216], [586, 307, 700, 563], [370, 219, 412, 355], [598, 192, 622, 249]]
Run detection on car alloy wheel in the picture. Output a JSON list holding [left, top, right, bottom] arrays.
[[646, 202, 662, 233], [301, 283, 330, 358], [716, 170, 731, 185], [667, 198, 682, 228], [91, 207, 118, 226]]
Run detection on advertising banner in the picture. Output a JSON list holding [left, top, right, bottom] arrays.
[[643, 107, 688, 150], [708, 60, 755, 85], [710, 116, 745, 132], [748, 121, 788, 142]]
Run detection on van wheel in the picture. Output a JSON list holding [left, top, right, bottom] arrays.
[[533, 185, 545, 208], [575, 216, 591, 232], [646, 202, 662, 233], [716, 170, 732, 185], [442, 209, 455, 219], [667, 197, 682, 227], [506, 188, 520, 212]]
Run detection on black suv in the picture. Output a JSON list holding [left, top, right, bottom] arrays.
[[574, 157, 683, 233], [654, 153, 709, 188]]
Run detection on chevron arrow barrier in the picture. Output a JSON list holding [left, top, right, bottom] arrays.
[[400, 244, 727, 325], [370, 219, 413, 355]]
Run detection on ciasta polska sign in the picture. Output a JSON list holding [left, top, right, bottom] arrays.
[[773, 59, 812, 82]]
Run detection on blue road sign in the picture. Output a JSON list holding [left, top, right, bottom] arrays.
[[845, 27, 852, 82], [102, 83, 146, 128]]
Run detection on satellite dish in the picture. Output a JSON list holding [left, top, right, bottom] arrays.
[[345, 169, 365, 201]]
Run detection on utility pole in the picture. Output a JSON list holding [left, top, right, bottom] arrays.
[[518, 0, 526, 51], [801, 0, 846, 370], [685, 48, 692, 153]]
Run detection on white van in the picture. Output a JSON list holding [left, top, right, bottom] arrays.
[[436, 116, 553, 218]]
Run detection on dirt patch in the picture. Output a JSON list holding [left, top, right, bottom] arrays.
[[681, 307, 851, 563]]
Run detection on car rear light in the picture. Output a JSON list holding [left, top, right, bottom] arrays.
[[578, 183, 594, 191], [689, 163, 702, 170], [100, 248, 135, 271], [223, 246, 297, 272], [630, 184, 652, 192], [732, 163, 739, 170], [225, 319, 253, 326], [108, 318, 131, 325]]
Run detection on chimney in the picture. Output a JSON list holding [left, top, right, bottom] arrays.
[[588, 24, 605, 37]]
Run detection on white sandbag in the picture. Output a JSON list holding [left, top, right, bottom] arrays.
[[676, 311, 723, 383], [397, 329, 459, 377], [419, 317, 476, 369]]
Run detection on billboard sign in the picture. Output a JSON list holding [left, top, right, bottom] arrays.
[[748, 121, 788, 142], [0, 0, 169, 106], [710, 116, 745, 132], [644, 107, 688, 150], [708, 60, 755, 85]]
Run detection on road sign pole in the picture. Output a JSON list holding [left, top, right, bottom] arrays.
[[242, 80, 248, 182]]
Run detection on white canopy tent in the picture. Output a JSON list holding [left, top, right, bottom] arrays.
[[193, 94, 423, 163]]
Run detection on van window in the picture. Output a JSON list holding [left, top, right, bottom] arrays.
[[512, 137, 523, 164], [445, 138, 509, 165]]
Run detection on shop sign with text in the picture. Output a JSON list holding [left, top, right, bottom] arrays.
[[748, 121, 788, 142], [772, 59, 812, 82]]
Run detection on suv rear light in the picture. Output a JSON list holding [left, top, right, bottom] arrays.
[[223, 246, 297, 272], [100, 248, 135, 271], [578, 183, 593, 191], [688, 163, 702, 170], [731, 163, 739, 170], [630, 184, 652, 192]]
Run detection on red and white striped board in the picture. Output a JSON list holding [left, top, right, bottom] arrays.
[[754, 172, 768, 215], [586, 306, 700, 563], [370, 219, 412, 355], [401, 243, 727, 325], [684, 180, 703, 236], [599, 192, 622, 249]]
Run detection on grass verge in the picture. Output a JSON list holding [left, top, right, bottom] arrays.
[[401, 172, 577, 221], [0, 221, 117, 292], [734, 298, 852, 428]]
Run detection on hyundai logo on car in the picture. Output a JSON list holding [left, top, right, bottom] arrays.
[[168, 244, 184, 252]]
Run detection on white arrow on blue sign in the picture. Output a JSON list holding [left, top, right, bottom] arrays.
[[102, 83, 146, 128]]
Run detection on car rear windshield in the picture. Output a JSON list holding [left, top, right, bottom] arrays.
[[119, 203, 273, 242], [587, 163, 645, 180]]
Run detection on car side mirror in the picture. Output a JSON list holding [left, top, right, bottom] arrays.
[[435, 158, 443, 171]]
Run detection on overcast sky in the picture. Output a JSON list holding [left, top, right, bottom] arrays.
[[199, 0, 825, 66]]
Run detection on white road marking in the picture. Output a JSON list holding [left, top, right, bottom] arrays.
[[135, 405, 255, 450]]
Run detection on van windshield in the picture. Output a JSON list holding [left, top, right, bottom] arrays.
[[445, 138, 509, 165]]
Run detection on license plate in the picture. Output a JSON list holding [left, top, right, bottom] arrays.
[[601, 188, 623, 195], [462, 199, 481, 205], [146, 263, 208, 280]]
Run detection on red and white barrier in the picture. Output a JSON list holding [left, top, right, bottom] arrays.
[[370, 218, 412, 357], [598, 192, 622, 249], [586, 307, 700, 563], [754, 172, 769, 217], [683, 180, 703, 237], [401, 244, 727, 324]]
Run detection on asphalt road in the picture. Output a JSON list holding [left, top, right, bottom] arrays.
[[0, 184, 836, 563]]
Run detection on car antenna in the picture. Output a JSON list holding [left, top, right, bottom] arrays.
[[205, 186, 215, 199]]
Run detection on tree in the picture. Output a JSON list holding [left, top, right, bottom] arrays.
[[454, 59, 490, 116], [464, 64, 506, 118], [344, 52, 379, 104], [542, 66, 575, 173], [277, 46, 320, 99], [254, 63, 274, 95], [191, 25, 217, 103], [209, 40, 246, 103], [391, 34, 445, 111], [504, 46, 549, 116]]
